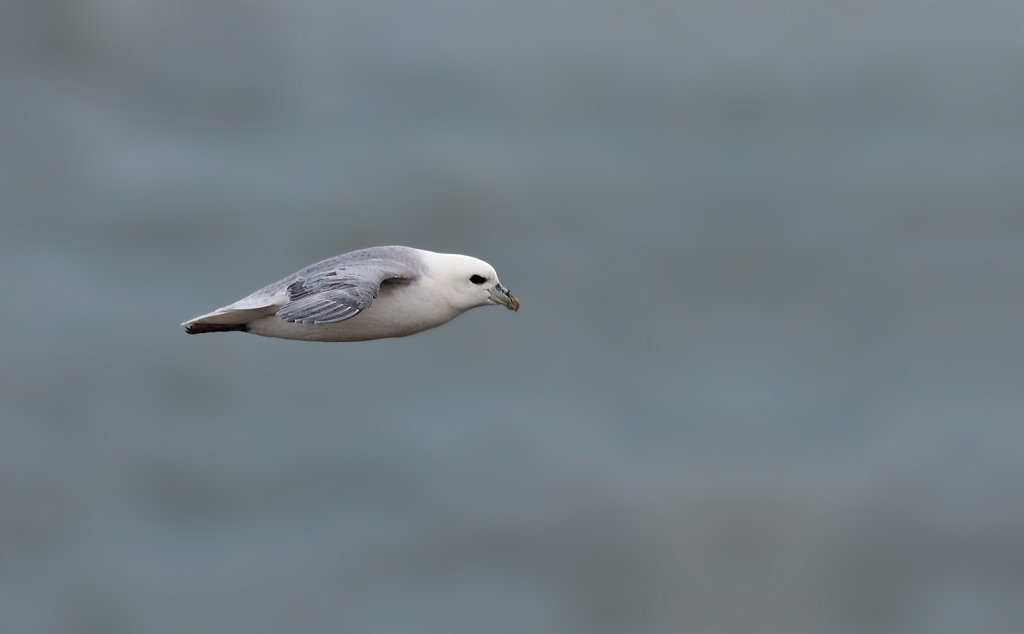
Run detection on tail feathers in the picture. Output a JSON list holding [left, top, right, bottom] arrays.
[[184, 322, 248, 335], [183, 303, 278, 336]]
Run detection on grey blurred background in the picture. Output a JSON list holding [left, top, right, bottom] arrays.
[[2, 1, 1023, 633]]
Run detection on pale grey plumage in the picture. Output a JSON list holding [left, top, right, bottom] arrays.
[[267, 246, 423, 305], [275, 253, 420, 324], [182, 245, 519, 342]]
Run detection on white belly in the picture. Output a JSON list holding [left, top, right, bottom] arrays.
[[245, 283, 462, 342]]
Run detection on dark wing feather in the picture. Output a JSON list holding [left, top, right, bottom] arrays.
[[275, 258, 417, 324]]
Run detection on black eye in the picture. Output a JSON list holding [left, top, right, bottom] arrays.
[[470, 274, 486, 285]]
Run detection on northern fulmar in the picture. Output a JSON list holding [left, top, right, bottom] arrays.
[[182, 246, 519, 342]]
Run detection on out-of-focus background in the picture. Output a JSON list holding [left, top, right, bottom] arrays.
[[2, 1, 1023, 632]]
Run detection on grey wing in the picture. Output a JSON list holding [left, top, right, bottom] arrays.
[[275, 258, 417, 324]]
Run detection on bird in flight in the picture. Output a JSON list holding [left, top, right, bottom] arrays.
[[182, 246, 519, 342]]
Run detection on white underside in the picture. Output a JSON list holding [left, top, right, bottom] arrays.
[[245, 282, 465, 342], [184, 269, 483, 342]]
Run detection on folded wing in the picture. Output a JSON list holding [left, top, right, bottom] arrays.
[[275, 259, 417, 324]]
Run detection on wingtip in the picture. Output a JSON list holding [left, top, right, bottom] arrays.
[[183, 322, 247, 334]]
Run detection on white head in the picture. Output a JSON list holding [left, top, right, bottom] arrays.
[[425, 252, 520, 313]]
